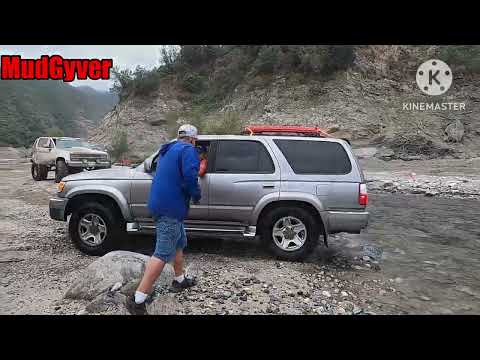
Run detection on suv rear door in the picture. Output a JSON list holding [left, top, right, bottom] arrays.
[[272, 138, 363, 210], [208, 139, 280, 224]]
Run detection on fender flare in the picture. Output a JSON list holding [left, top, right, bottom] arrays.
[[251, 191, 330, 236], [65, 185, 131, 221]]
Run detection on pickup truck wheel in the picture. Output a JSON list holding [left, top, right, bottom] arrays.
[[260, 207, 319, 261], [31, 163, 48, 181], [55, 159, 69, 183], [69, 202, 121, 256]]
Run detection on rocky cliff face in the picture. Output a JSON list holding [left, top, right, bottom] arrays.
[[91, 46, 480, 161], [90, 88, 184, 159]]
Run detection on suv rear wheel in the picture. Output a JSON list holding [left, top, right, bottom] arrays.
[[260, 206, 319, 261], [69, 202, 124, 255], [55, 159, 69, 183], [31, 163, 48, 181]]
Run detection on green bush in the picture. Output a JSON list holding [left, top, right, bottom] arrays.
[[181, 72, 206, 93], [46, 127, 64, 137], [204, 111, 243, 135], [326, 45, 356, 73], [109, 130, 129, 161], [440, 45, 480, 73], [252, 46, 282, 74], [132, 66, 162, 96]]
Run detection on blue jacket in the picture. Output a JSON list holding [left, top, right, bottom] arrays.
[[148, 140, 201, 221]]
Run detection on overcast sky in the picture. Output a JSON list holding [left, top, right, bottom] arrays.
[[0, 45, 165, 92]]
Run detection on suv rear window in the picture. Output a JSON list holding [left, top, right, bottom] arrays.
[[214, 140, 275, 173], [274, 139, 352, 174]]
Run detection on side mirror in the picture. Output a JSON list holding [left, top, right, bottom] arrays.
[[144, 158, 152, 173]]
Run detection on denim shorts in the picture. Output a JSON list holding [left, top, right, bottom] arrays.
[[153, 216, 187, 262]]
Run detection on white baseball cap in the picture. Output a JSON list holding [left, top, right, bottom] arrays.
[[177, 124, 198, 139]]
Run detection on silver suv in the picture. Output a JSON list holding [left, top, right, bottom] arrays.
[[31, 137, 111, 183], [49, 135, 369, 261]]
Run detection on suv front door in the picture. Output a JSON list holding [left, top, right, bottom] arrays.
[[207, 139, 280, 224]]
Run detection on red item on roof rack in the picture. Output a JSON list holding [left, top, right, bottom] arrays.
[[243, 125, 334, 138]]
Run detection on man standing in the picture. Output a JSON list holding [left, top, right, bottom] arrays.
[[127, 124, 201, 315]]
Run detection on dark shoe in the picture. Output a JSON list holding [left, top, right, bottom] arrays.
[[126, 295, 148, 315], [171, 276, 197, 293]]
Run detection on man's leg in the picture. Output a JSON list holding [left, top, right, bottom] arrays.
[[173, 249, 184, 278], [128, 217, 176, 313], [137, 256, 166, 295], [171, 223, 196, 292]]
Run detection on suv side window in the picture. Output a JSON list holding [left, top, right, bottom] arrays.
[[37, 138, 49, 148], [214, 140, 275, 174], [274, 139, 352, 175]]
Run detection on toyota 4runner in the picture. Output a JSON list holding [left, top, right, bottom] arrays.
[[49, 134, 369, 261]]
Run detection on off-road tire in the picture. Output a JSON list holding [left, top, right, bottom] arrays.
[[31, 163, 48, 181], [55, 159, 69, 183], [69, 201, 124, 256], [259, 206, 319, 261]]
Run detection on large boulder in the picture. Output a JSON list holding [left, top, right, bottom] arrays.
[[65, 251, 175, 301], [444, 120, 465, 143]]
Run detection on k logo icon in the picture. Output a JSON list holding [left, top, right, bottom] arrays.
[[416, 59, 453, 96]]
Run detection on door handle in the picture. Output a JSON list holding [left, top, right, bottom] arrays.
[[262, 184, 275, 188]]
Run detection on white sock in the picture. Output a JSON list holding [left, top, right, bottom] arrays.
[[174, 274, 185, 283], [134, 291, 148, 304]]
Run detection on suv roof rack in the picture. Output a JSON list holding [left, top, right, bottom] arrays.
[[243, 125, 334, 138]]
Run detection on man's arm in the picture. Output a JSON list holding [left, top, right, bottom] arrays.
[[181, 146, 201, 201], [199, 159, 208, 177]]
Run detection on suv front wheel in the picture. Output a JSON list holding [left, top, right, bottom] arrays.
[[69, 202, 123, 255], [260, 206, 319, 261]]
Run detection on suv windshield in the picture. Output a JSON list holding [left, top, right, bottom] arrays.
[[55, 139, 90, 149]]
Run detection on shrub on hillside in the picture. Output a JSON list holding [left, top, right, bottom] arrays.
[[204, 111, 243, 135], [109, 130, 129, 161], [46, 127, 64, 137], [252, 46, 282, 74], [181, 72, 206, 93], [132, 66, 162, 96], [440, 45, 480, 73]]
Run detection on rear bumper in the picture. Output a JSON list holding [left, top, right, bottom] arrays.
[[49, 197, 68, 221], [327, 210, 369, 234]]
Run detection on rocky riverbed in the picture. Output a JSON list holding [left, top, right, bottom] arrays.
[[1, 147, 479, 315]]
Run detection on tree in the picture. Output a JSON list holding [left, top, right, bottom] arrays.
[[110, 67, 134, 100], [46, 126, 64, 137]]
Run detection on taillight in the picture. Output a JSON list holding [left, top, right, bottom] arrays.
[[359, 183, 368, 206]]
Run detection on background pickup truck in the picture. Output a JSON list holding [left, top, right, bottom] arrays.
[[31, 136, 111, 183]]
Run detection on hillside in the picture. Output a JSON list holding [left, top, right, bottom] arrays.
[[0, 81, 118, 147], [91, 45, 480, 160]]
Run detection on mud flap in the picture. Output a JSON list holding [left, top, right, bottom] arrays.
[[322, 227, 329, 248]]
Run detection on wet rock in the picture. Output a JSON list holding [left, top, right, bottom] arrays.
[[362, 245, 383, 261], [376, 147, 395, 161], [65, 251, 174, 301], [147, 295, 181, 315], [322, 291, 331, 298], [425, 190, 439, 197], [85, 291, 129, 314], [444, 120, 464, 143]]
